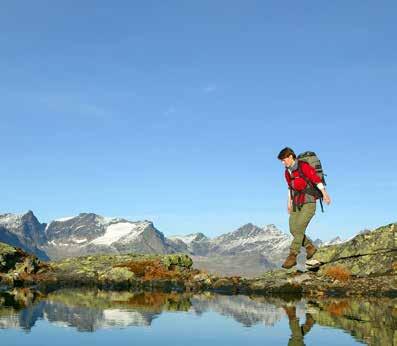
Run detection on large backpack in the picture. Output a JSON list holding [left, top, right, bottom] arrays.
[[296, 151, 327, 212]]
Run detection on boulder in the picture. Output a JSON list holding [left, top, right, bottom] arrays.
[[307, 223, 396, 276]]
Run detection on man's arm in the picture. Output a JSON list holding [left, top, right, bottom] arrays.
[[288, 189, 292, 213], [316, 183, 331, 205], [301, 163, 331, 205]]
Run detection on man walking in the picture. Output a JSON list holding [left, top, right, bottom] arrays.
[[277, 147, 331, 269]]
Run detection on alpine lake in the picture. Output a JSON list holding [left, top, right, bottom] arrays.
[[0, 288, 395, 346]]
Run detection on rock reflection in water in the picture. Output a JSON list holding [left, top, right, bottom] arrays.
[[308, 297, 397, 346], [0, 288, 396, 345]]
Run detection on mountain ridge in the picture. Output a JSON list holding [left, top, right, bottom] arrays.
[[0, 210, 352, 275]]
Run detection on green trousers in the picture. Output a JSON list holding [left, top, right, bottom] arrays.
[[287, 314, 315, 346], [289, 202, 316, 254]]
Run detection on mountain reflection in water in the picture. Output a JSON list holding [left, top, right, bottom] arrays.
[[0, 288, 396, 345]]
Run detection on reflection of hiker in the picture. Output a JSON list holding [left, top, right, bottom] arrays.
[[283, 305, 315, 346], [277, 147, 331, 269]]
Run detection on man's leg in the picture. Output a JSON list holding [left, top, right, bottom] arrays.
[[283, 305, 304, 346], [289, 203, 316, 254], [302, 234, 313, 247]]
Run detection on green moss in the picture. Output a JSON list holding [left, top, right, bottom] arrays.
[[99, 267, 136, 283], [161, 254, 193, 269]]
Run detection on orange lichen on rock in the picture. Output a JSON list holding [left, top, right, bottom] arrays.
[[113, 259, 186, 280], [326, 300, 350, 316], [113, 292, 180, 309], [323, 265, 351, 282]]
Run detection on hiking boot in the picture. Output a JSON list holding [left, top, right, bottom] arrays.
[[282, 251, 297, 269], [305, 243, 317, 259]]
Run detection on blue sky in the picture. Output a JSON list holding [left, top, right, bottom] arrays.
[[1, 1, 396, 240]]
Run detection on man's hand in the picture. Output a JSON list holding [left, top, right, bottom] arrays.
[[320, 189, 331, 205], [288, 201, 292, 214]]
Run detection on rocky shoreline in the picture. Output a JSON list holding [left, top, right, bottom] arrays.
[[1, 222, 396, 298]]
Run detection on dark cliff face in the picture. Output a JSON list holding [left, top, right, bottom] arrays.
[[0, 211, 49, 260], [45, 213, 109, 242], [0, 210, 47, 245]]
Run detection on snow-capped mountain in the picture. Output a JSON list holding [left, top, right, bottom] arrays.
[[322, 236, 344, 246], [314, 235, 351, 248], [43, 213, 174, 259], [167, 232, 210, 256], [45, 213, 120, 243], [168, 223, 292, 275], [209, 223, 291, 259], [0, 211, 176, 260], [211, 223, 291, 273], [168, 232, 208, 245], [168, 223, 291, 262]]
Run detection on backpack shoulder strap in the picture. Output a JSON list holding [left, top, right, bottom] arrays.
[[285, 168, 293, 188], [297, 160, 308, 179]]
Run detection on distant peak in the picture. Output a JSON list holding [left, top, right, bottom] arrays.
[[261, 224, 283, 234], [78, 212, 99, 218], [263, 224, 277, 229], [168, 232, 208, 244], [21, 210, 40, 221], [238, 223, 259, 231], [1, 211, 33, 219]]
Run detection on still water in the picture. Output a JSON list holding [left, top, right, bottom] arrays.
[[0, 288, 396, 345]]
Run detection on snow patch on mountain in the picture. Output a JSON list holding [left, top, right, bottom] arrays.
[[90, 222, 149, 246], [0, 213, 24, 227], [49, 214, 119, 227], [169, 233, 206, 244], [54, 216, 75, 222], [95, 216, 121, 226], [71, 237, 88, 244]]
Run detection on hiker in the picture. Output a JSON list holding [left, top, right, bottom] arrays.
[[277, 147, 331, 269]]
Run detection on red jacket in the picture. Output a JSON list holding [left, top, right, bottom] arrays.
[[285, 161, 322, 205]]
